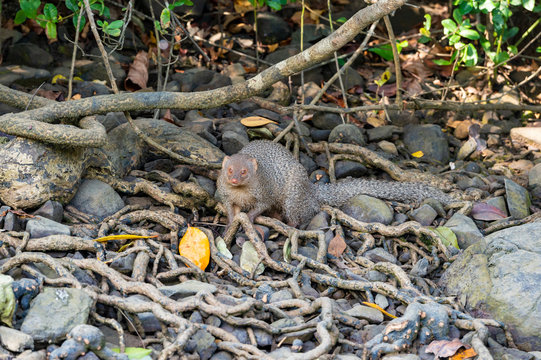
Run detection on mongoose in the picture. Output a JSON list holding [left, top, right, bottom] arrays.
[[217, 140, 455, 227]]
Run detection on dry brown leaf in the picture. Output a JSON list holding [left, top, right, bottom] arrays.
[[241, 116, 278, 127], [328, 234, 347, 258], [234, 0, 253, 14], [125, 51, 149, 92], [366, 116, 385, 127], [426, 338, 468, 359], [267, 43, 279, 53]]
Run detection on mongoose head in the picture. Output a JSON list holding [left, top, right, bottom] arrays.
[[221, 154, 258, 186]]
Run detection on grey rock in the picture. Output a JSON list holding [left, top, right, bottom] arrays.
[[410, 204, 438, 226], [169, 166, 191, 181], [80, 61, 126, 87], [254, 328, 272, 347], [505, 179, 531, 219], [159, 280, 217, 300], [12, 349, 46, 360], [311, 129, 331, 141], [329, 124, 366, 146], [382, 355, 420, 360], [172, 68, 215, 92], [21, 287, 92, 343], [32, 200, 63, 222], [299, 82, 322, 101], [253, 12, 291, 45], [410, 258, 429, 277], [270, 347, 294, 358], [0, 29, 22, 44], [378, 140, 398, 155], [3, 212, 21, 231], [403, 124, 450, 164], [529, 163, 541, 187], [186, 329, 217, 360], [100, 112, 127, 132], [312, 112, 343, 130], [269, 289, 293, 303], [109, 252, 136, 274], [306, 211, 330, 231], [345, 304, 384, 323], [195, 175, 216, 196], [211, 351, 233, 360], [69, 179, 125, 220], [73, 81, 112, 97], [367, 126, 401, 142], [364, 248, 398, 264], [223, 63, 246, 78], [144, 159, 174, 173], [26, 216, 70, 239], [342, 195, 394, 225], [221, 121, 247, 136], [291, 24, 329, 47], [465, 162, 481, 173], [298, 246, 318, 261], [7, 44, 53, 68], [457, 137, 477, 160], [440, 223, 541, 351], [486, 196, 509, 216], [0, 326, 33, 352], [194, 73, 231, 92], [444, 213, 483, 249], [189, 311, 204, 324], [335, 161, 368, 179], [135, 311, 162, 333], [375, 294, 389, 309], [222, 130, 249, 155], [299, 152, 318, 174]]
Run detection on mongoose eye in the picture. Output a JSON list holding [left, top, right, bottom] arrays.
[[228, 168, 233, 174], [241, 169, 247, 175]]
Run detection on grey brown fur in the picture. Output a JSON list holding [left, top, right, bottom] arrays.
[[217, 140, 455, 226]]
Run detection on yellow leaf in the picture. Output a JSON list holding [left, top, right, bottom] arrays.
[[362, 302, 397, 319], [179, 227, 210, 270], [451, 347, 477, 360], [51, 74, 67, 84], [117, 242, 134, 252], [375, 70, 391, 87], [234, 0, 253, 14], [267, 43, 279, 53], [93, 234, 158, 243], [240, 116, 278, 127], [411, 151, 424, 158]]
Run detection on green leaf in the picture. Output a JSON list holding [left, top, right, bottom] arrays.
[[476, 23, 486, 32], [423, 14, 431, 31], [35, 14, 47, 27], [20, 0, 40, 19], [434, 227, 459, 249], [107, 20, 123, 30], [368, 44, 394, 61], [452, 8, 463, 24], [459, 29, 479, 40], [522, 0, 535, 11], [433, 58, 452, 66], [14, 10, 27, 25], [479, 37, 491, 51], [507, 45, 517, 54], [45, 21, 57, 39], [43, 3, 58, 22], [442, 19, 458, 34], [462, 43, 478, 67], [65, 0, 80, 12], [106, 28, 121, 37], [449, 34, 461, 45], [112, 347, 152, 360], [73, 13, 86, 31], [418, 35, 431, 44], [458, 1, 473, 15], [536, 46, 541, 53], [503, 26, 518, 40], [336, 17, 347, 24], [479, 0, 497, 12], [267, 0, 282, 10], [96, 19, 104, 27], [160, 8, 171, 29], [493, 51, 509, 65]]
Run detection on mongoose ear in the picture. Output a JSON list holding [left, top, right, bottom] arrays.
[[222, 156, 230, 168], [250, 158, 258, 171]]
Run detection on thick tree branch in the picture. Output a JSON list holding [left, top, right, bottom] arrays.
[[0, 0, 407, 146]]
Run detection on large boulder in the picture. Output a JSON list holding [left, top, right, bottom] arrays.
[[439, 222, 541, 351]]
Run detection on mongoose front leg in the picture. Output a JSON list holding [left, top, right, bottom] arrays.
[[246, 203, 270, 223], [226, 203, 241, 227]]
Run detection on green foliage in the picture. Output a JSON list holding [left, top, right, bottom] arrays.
[[248, 0, 296, 11], [15, 0, 119, 40], [419, 0, 540, 69], [368, 40, 408, 61], [159, 0, 193, 30]]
